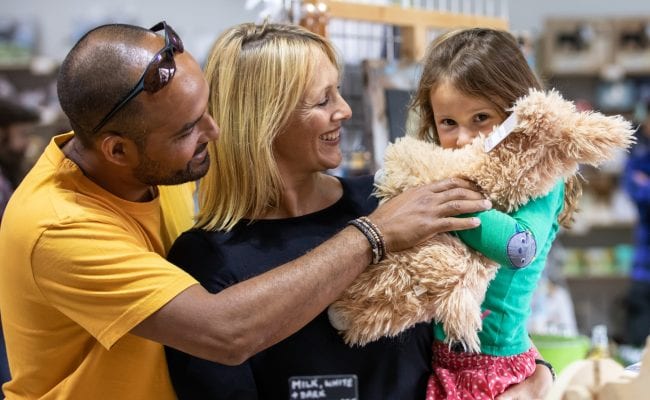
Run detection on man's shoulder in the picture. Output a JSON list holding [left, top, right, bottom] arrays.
[[4, 157, 156, 245]]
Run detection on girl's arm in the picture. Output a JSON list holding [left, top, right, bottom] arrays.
[[456, 180, 565, 268]]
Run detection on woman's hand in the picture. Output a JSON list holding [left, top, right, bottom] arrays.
[[495, 363, 554, 400]]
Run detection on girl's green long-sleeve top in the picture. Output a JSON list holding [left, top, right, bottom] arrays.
[[434, 180, 565, 356]]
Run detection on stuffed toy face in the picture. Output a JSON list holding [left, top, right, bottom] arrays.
[[328, 89, 635, 352]]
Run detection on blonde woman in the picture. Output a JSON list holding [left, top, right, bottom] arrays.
[[165, 23, 548, 399]]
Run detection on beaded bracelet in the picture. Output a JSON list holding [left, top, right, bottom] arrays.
[[348, 218, 382, 264], [358, 217, 386, 259], [348, 217, 386, 264]]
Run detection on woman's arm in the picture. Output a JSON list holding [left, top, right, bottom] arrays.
[[496, 361, 554, 399]]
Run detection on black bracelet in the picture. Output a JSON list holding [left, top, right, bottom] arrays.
[[535, 358, 556, 381]]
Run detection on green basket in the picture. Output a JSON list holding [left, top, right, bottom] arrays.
[[531, 334, 590, 373]]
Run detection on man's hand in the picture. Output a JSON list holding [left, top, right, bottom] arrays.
[[369, 178, 491, 252]]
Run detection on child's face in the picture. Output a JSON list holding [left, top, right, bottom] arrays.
[[429, 81, 505, 149]]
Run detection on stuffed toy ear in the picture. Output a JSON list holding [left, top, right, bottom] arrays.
[[562, 109, 636, 166], [513, 89, 635, 168]]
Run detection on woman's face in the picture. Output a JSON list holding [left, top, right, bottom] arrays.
[[273, 50, 352, 174], [429, 81, 505, 149]]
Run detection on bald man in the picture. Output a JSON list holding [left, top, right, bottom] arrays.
[[0, 22, 490, 399]]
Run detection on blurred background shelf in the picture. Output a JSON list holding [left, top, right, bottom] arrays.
[[565, 275, 630, 341], [559, 224, 635, 248]]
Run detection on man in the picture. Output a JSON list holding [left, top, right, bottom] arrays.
[[0, 22, 490, 399]]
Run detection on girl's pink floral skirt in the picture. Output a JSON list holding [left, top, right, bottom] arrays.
[[426, 341, 537, 400]]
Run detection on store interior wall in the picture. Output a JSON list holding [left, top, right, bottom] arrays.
[[3, 0, 650, 63], [508, 0, 650, 33], [2, 0, 259, 64]]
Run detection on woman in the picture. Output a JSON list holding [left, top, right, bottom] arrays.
[[165, 22, 552, 399]]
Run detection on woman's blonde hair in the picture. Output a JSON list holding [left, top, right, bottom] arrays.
[[195, 22, 340, 231], [411, 27, 580, 227]]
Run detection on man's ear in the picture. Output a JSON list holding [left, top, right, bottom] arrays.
[[99, 134, 139, 167]]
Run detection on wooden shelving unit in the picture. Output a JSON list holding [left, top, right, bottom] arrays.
[[318, 0, 508, 60]]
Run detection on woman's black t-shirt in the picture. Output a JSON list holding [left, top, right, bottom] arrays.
[[165, 175, 433, 399]]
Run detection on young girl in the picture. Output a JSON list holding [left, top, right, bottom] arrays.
[[411, 28, 581, 399]]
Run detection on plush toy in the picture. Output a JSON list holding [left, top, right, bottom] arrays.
[[327, 89, 635, 352]]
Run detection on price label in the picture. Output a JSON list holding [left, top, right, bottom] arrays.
[[288, 374, 358, 400]]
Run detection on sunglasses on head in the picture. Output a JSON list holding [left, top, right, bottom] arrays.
[[90, 21, 185, 134]]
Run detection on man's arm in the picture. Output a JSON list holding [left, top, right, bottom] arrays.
[[132, 178, 492, 365]]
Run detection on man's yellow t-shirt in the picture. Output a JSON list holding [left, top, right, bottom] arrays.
[[159, 180, 196, 251], [0, 133, 198, 399]]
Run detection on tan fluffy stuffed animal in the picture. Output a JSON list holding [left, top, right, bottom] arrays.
[[327, 89, 635, 352]]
